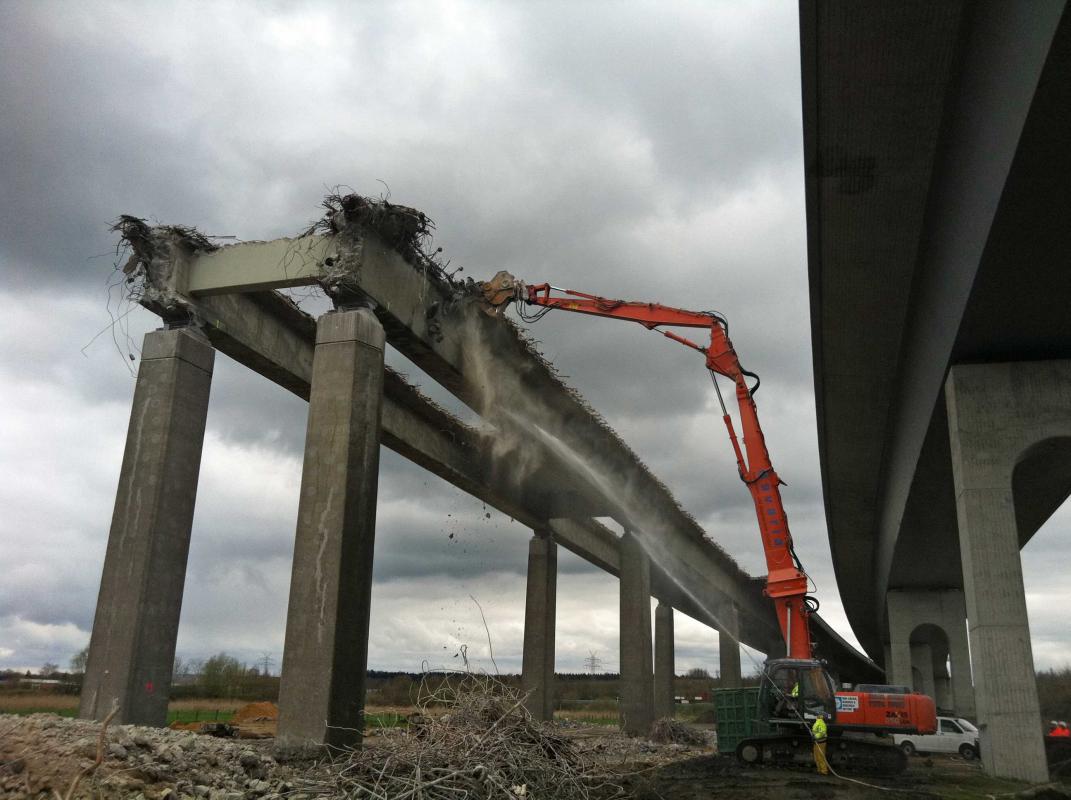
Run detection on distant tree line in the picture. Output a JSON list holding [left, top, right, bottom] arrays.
[[169, 653, 279, 700], [6, 649, 1066, 725], [1038, 667, 1071, 722]]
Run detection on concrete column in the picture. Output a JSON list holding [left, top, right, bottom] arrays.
[[888, 638, 913, 688], [934, 656, 953, 712], [653, 602, 675, 720], [619, 531, 653, 736], [719, 604, 742, 688], [886, 589, 974, 716], [946, 363, 1057, 782], [763, 636, 787, 660], [79, 327, 214, 726], [521, 529, 557, 721], [277, 309, 385, 751], [948, 618, 976, 719], [910, 643, 936, 699]]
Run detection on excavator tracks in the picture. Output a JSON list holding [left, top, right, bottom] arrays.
[[736, 734, 907, 775]]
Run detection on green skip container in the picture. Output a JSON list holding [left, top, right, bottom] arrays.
[[712, 687, 771, 754]]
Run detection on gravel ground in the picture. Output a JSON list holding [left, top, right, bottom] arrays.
[[0, 714, 714, 799], [1, 714, 312, 799], [9, 713, 1054, 800]]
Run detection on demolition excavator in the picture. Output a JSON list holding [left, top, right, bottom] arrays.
[[480, 272, 937, 773]]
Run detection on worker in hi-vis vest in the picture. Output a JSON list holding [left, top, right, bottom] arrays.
[[812, 714, 829, 775]]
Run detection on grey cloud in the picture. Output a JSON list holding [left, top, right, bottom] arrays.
[[2, 0, 1066, 676]]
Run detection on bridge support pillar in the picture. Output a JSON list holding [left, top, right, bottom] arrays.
[[80, 327, 214, 726], [522, 529, 557, 721], [945, 362, 1071, 782], [910, 643, 937, 700], [886, 590, 974, 717], [719, 604, 742, 688], [763, 635, 786, 661], [653, 602, 674, 719], [277, 309, 385, 752], [620, 532, 654, 736]]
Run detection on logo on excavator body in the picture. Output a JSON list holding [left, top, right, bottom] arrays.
[[835, 695, 859, 712]]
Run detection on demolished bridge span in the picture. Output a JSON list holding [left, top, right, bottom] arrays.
[[80, 198, 879, 739]]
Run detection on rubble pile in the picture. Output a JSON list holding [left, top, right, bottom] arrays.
[[0, 713, 294, 800], [0, 704, 719, 800]]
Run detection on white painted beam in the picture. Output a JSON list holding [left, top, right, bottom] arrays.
[[186, 237, 333, 296]]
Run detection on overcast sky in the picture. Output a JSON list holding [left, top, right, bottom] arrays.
[[1, 1, 1067, 680]]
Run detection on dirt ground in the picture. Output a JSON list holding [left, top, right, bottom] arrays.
[[621, 752, 1070, 800], [3, 712, 1069, 800]]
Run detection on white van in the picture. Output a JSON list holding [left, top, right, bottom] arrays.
[[893, 716, 980, 760]]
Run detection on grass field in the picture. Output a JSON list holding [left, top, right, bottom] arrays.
[[1, 696, 425, 729], [0, 695, 630, 729], [0, 694, 242, 723]]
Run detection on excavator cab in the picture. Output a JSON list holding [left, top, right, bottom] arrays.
[[761, 658, 837, 725]]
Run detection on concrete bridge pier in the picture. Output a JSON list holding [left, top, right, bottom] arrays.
[[619, 532, 654, 736], [910, 643, 937, 701], [521, 528, 556, 721], [933, 654, 953, 713], [653, 601, 674, 719], [763, 638, 786, 661], [277, 309, 385, 752], [79, 327, 214, 726], [945, 361, 1071, 782], [886, 590, 974, 717], [719, 604, 742, 688]]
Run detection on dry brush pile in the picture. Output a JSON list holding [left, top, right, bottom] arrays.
[[297, 674, 627, 800]]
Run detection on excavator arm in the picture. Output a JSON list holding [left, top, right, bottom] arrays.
[[480, 271, 814, 659]]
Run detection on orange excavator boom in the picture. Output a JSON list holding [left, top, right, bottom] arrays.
[[481, 272, 814, 659]]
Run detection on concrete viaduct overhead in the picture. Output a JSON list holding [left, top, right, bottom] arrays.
[[802, 0, 1071, 782], [80, 201, 878, 750]]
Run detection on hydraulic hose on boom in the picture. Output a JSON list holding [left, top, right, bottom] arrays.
[[481, 271, 814, 659]]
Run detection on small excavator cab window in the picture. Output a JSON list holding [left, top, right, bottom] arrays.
[[763, 660, 836, 722], [798, 666, 835, 711]]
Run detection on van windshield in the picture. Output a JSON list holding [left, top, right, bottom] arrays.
[[957, 719, 978, 733]]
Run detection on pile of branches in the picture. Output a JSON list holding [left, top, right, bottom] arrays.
[[648, 718, 709, 747], [303, 674, 624, 799]]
